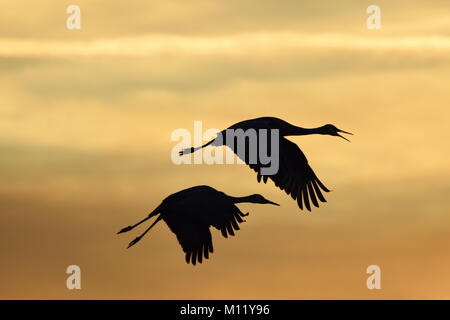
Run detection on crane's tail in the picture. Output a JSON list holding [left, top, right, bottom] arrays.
[[179, 138, 215, 156]]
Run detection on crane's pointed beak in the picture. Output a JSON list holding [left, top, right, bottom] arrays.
[[267, 200, 280, 206], [337, 129, 353, 142]]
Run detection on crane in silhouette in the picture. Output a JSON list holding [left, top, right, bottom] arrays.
[[117, 185, 279, 265], [179, 117, 352, 211]]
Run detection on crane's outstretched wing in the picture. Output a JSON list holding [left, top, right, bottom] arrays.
[[239, 137, 329, 211], [167, 220, 213, 265], [207, 203, 248, 238], [163, 203, 248, 265]]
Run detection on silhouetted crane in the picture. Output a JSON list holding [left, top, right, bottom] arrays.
[[180, 117, 352, 211], [117, 185, 279, 265]]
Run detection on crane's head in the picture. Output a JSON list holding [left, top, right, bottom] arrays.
[[248, 194, 280, 206], [322, 124, 353, 142]]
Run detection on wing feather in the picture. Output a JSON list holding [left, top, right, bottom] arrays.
[[234, 137, 329, 211]]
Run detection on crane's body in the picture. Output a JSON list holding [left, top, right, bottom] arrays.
[[180, 117, 352, 211], [117, 185, 278, 265]]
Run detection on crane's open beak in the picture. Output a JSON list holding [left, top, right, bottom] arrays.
[[337, 129, 353, 142], [267, 200, 280, 206]]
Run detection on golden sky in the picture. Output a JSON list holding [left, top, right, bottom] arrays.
[[1, 0, 450, 299]]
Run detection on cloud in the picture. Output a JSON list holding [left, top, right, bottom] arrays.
[[2, 33, 450, 58]]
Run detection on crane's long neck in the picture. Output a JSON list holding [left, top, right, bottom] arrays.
[[228, 195, 255, 204], [286, 125, 324, 136]]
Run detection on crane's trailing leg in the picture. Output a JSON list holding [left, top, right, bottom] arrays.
[[117, 216, 151, 234], [127, 216, 162, 248], [117, 207, 161, 234]]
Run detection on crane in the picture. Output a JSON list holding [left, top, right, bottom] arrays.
[[117, 185, 279, 265], [179, 117, 352, 211]]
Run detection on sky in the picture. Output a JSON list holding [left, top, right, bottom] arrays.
[[1, 0, 450, 299]]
